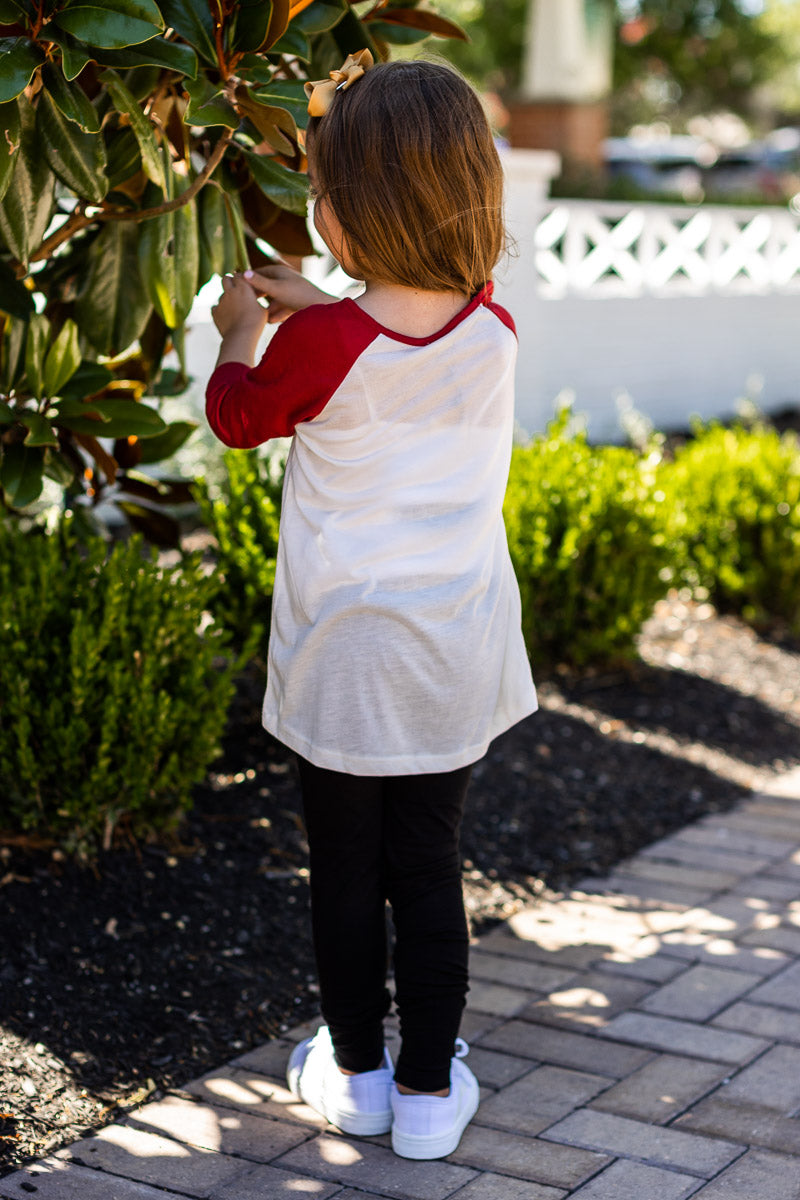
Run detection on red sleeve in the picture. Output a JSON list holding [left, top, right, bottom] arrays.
[[205, 300, 377, 448]]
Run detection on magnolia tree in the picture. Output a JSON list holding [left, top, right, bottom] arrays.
[[0, 0, 464, 538]]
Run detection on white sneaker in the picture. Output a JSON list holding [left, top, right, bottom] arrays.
[[286, 1025, 394, 1136], [390, 1039, 480, 1159]]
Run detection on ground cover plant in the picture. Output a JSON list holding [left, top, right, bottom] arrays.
[[0, 0, 465, 537]]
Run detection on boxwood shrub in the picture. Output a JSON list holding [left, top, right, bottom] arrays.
[[504, 414, 675, 666], [660, 421, 800, 632], [195, 449, 282, 655], [0, 523, 239, 857]]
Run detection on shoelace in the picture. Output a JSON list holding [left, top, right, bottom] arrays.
[[454, 1038, 470, 1059]]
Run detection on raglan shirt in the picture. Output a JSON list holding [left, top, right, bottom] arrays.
[[206, 284, 537, 775]]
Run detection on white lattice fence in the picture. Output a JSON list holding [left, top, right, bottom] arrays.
[[535, 201, 800, 297]]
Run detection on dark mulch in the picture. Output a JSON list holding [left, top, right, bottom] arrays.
[[1, 593, 799, 1177]]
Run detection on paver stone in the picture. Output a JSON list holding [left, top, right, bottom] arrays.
[[639, 963, 762, 1021], [273, 1132, 477, 1199], [475, 1064, 609, 1135], [567, 1158, 702, 1200], [589, 1052, 729, 1123], [449, 1124, 610, 1188], [0, 1159, 175, 1200], [690, 1147, 800, 1198], [542, 1108, 742, 1177]]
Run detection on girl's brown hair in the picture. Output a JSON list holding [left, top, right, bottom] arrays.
[[308, 59, 505, 296]]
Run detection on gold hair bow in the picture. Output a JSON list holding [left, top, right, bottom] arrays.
[[304, 49, 374, 118]]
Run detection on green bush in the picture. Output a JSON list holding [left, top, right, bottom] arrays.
[[195, 449, 283, 653], [504, 414, 675, 666], [660, 421, 800, 632], [0, 523, 239, 857]]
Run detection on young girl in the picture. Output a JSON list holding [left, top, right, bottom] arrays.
[[205, 53, 537, 1160]]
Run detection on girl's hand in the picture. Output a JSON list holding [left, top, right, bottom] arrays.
[[243, 262, 338, 323], [211, 273, 269, 338]]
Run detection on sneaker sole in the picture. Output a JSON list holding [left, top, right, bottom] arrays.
[[391, 1087, 479, 1160]]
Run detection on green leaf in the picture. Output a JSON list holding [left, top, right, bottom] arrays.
[[237, 91, 297, 154], [184, 76, 239, 128], [100, 68, 165, 188], [41, 61, 101, 133], [0, 440, 44, 507], [330, 8, 378, 62], [150, 366, 186, 396], [74, 221, 153, 356], [49, 32, 92, 80], [267, 26, 310, 61], [136, 419, 196, 463], [0, 397, 15, 423], [37, 88, 108, 203], [96, 36, 198, 78], [365, 20, 428, 44], [104, 125, 141, 190], [42, 318, 81, 398], [24, 312, 49, 399], [43, 446, 78, 486], [0, 99, 21, 202], [22, 412, 58, 446], [0, 257, 33, 319], [137, 176, 198, 328], [172, 320, 187, 379], [156, 0, 217, 65], [52, 404, 111, 435], [0, 38, 44, 103], [52, 1, 164, 49], [221, 190, 248, 272], [243, 148, 307, 215], [235, 53, 278, 83], [58, 360, 115, 402], [197, 183, 229, 283], [291, 0, 346, 36], [0, 0, 25, 21], [54, 398, 163, 439], [0, 96, 55, 265], [251, 80, 309, 127], [0, 312, 26, 390], [88, 397, 167, 437], [231, 0, 273, 53]]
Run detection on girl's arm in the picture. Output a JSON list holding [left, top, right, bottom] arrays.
[[211, 274, 269, 368], [206, 260, 369, 450], [210, 264, 339, 368], [245, 262, 340, 324]]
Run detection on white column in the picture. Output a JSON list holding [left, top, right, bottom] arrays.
[[522, 0, 587, 101], [521, 0, 613, 103]]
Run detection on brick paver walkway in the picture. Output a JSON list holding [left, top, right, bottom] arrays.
[[4, 767, 800, 1200]]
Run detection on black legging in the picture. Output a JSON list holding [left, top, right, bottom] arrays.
[[296, 756, 472, 1093]]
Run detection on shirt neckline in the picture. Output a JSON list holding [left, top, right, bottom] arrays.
[[342, 282, 493, 346]]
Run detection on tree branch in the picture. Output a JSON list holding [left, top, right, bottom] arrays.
[[27, 128, 235, 267], [101, 127, 235, 222]]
